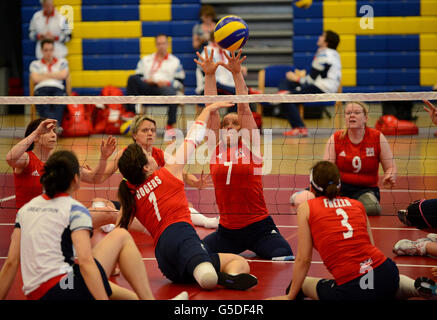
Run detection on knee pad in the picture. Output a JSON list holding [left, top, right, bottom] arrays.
[[193, 262, 218, 290], [357, 192, 381, 216]]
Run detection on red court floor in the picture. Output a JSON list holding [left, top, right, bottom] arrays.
[[0, 174, 436, 300]]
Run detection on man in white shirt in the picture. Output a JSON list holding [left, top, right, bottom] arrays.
[[29, 39, 69, 131], [29, 0, 72, 59], [126, 34, 185, 133], [279, 30, 341, 137]]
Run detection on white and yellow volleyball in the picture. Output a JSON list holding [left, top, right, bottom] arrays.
[[214, 15, 249, 52]]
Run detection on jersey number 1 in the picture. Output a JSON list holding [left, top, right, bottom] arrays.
[[148, 192, 161, 222], [336, 208, 353, 239]]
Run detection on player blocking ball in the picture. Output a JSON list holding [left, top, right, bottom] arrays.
[[214, 15, 249, 52]]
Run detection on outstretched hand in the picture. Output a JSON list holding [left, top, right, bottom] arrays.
[[423, 100, 437, 125], [100, 136, 117, 160], [35, 119, 57, 136], [220, 49, 247, 75], [194, 48, 220, 75]]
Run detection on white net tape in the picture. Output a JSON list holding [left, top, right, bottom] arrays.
[[1, 91, 437, 105]]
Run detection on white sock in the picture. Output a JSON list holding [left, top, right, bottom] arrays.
[[189, 207, 219, 229], [193, 262, 218, 290], [170, 291, 189, 300], [396, 274, 420, 299]]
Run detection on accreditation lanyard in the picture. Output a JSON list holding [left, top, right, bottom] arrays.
[[149, 53, 169, 78]]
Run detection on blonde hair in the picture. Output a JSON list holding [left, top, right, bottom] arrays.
[[340, 101, 369, 139], [131, 115, 156, 140]]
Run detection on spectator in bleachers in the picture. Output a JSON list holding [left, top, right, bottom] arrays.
[[30, 39, 69, 134], [29, 0, 72, 59], [126, 34, 185, 136], [192, 5, 217, 52], [196, 32, 247, 113], [278, 30, 341, 137]]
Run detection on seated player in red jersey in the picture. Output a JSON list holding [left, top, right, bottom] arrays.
[[268, 161, 436, 300], [291, 101, 397, 216], [5, 117, 118, 228], [91, 114, 219, 231], [194, 49, 293, 260], [116, 102, 258, 291]]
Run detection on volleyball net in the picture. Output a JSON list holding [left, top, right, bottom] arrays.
[[0, 91, 436, 215]]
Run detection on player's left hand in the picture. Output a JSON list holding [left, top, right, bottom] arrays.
[[221, 49, 247, 75], [100, 135, 117, 160], [382, 174, 396, 188]]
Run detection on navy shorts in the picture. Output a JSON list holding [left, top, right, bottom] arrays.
[[316, 258, 400, 300], [203, 216, 293, 259], [41, 259, 112, 300], [155, 222, 221, 284], [340, 182, 381, 202]]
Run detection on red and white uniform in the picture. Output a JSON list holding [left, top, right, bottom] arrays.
[[308, 196, 386, 285], [133, 167, 193, 247], [334, 127, 381, 187], [210, 141, 268, 230], [14, 151, 44, 210], [151, 147, 165, 167], [29, 57, 69, 91]]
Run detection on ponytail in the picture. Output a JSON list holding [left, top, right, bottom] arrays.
[[117, 144, 148, 229], [310, 161, 341, 200], [40, 150, 79, 198]]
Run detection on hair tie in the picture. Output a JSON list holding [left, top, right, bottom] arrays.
[[123, 177, 137, 194]]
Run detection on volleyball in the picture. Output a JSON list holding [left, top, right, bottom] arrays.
[[214, 15, 249, 52], [120, 119, 132, 135]]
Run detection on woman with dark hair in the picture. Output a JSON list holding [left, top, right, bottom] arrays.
[[6, 118, 117, 227], [0, 150, 189, 300], [116, 101, 258, 291], [192, 4, 217, 52], [269, 161, 436, 300]]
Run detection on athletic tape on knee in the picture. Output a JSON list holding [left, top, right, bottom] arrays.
[[92, 201, 106, 208], [185, 120, 206, 147], [193, 262, 218, 290]]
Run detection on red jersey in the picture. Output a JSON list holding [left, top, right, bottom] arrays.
[[308, 196, 386, 285], [210, 141, 269, 229], [152, 147, 165, 167], [133, 167, 193, 247], [334, 127, 381, 187], [14, 151, 44, 209]]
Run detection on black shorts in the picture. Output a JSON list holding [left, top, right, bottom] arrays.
[[203, 216, 293, 259], [155, 222, 220, 284], [40, 259, 112, 300], [340, 182, 380, 201], [316, 258, 399, 300]]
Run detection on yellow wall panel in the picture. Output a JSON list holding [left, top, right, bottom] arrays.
[[421, 68, 437, 85], [53, 0, 81, 5], [339, 52, 356, 69], [140, 0, 171, 3], [139, 4, 171, 21], [323, 1, 356, 18], [71, 71, 133, 87], [421, 52, 437, 68], [66, 55, 83, 71], [74, 21, 141, 38], [65, 38, 82, 55], [420, 34, 437, 50], [337, 35, 355, 52], [341, 69, 356, 86], [140, 37, 172, 55], [421, 0, 437, 16]]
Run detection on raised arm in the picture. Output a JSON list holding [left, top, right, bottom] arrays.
[[323, 134, 336, 163], [6, 119, 57, 170], [423, 100, 437, 125], [194, 48, 221, 146], [379, 133, 397, 188], [165, 101, 234, 180], [81, 136, 117, 184]]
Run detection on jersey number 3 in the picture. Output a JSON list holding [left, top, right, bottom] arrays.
[[148, 192, 161, 222], [336, 208, 353, 239]]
